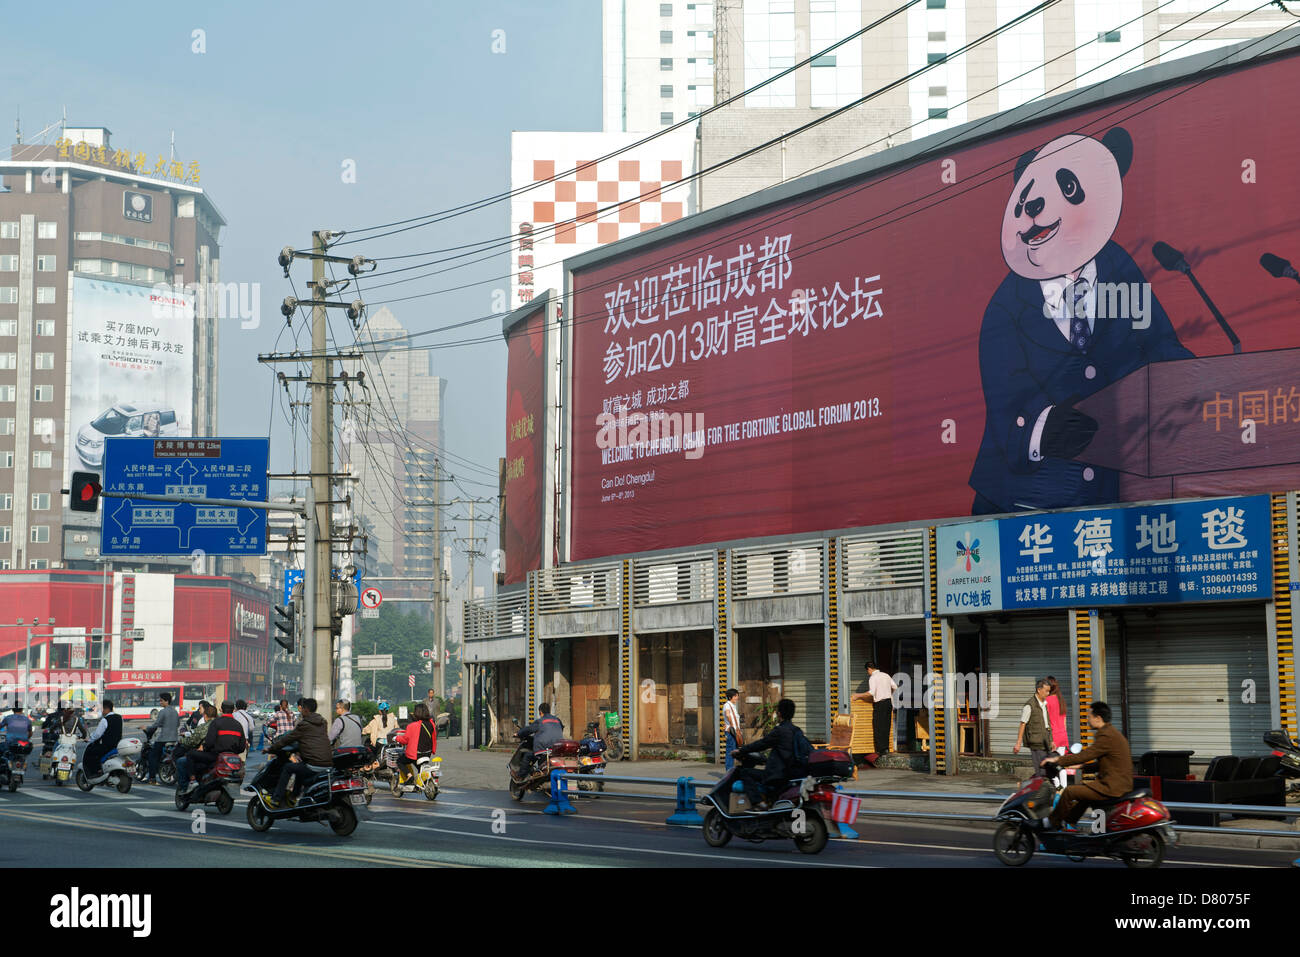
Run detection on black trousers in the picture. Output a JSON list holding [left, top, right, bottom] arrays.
[[872, 701, 893, 754]]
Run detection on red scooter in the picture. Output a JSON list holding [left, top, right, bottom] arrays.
[[992, 759, 1176, 868]]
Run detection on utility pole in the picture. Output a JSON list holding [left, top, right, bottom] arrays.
[[433, 459, 443, 702], [309, 229, 333, 705]]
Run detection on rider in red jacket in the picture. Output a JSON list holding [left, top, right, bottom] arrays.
[[394, 704, 436, 783]]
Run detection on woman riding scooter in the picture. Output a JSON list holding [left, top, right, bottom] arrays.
[[393, 703, 436, 786]]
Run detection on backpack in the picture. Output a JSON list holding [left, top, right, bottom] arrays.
[[792, 725, 813, 769]]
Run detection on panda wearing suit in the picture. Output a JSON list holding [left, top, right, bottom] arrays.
[[968, 127, 1192, 515]]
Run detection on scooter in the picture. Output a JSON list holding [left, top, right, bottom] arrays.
[[0, 737, 32, 792], [992, 759, 1176, 868], [575, 724, 607, 792], [1265, 729, 1300, 804], [75, 737, 143, 794], [508, 731, 581, 802], [175, 752, 244, 815], [135, 731, 180, 786], [385, 743, 441, 800], [47, 732, 79, 786], [245, 744, 367, 837], [699, 750, 852, 855]]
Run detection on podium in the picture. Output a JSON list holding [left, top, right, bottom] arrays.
[[1073, 348, 1300, 495]]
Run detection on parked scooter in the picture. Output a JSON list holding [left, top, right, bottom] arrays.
[[699, 749, 853, 855], [992, 759, 1176, 868], [508, 728, 581, 802], [75, 737, 143, 794], [1265, 729, 1300, 804], [245, 744, 368, 836], [0, 736, 32, 792], [174, 752, 244, 814], [576, 723, 607, 792]]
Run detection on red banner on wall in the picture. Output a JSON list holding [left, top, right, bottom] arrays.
[[504, 304, 548, 584], [568, 49, 1300, 560]]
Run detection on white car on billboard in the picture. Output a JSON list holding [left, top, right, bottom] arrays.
[[75, 403, 179, 468]]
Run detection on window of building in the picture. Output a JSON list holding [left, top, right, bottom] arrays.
[[37, 222, 57, 239], [1098, 30, 1121, 42], [929, 85, 947, 96], [73, 231, 170, 253], [0, 528, 9, 543], [0, 354, 15, 370], [0, 419, 13, 435], [661, 112, 674, 125], [34, 385, 53, 402], [28, 560, 48, 570], [661, 57, 674, 70], [35, 320, 55, 337], [30, 526, 49, 543], [34, 353, 54, 370], [0, 494, 11, 509], [31, 493, 49, 510], [0, 560, 10, 570], [73, 259, 102, 274], [0, 321, 14, 336], [0, 256, 16, 272], [927, 52, 947, 65], [926, 0, 946, 7], [0, 453, 11, 468], [929, 107, 949, 119], [35, 287, 56, 304], [33, 450, 52, 469], [172, 642, 228, 670], [0, 223, 17, 239], [32, 417, 54, 437], [0, 288, 16, 304], [660, 2, 672, 14], [36, 255, 56, 272], [661, 84, 674, 97], [928, 31, 946, 41], [0, 386, 12, 402]]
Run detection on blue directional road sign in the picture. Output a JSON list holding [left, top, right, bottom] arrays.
[[284, 567, 363, 605], [101, 437, 269, 556]]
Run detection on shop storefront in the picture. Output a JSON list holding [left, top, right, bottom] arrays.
[[635, 630, 713, 755], [982, 613, 1074, 757], [734, 625, 827, 741], [846, 619, 928, 752], [542, 635, 619, 737]]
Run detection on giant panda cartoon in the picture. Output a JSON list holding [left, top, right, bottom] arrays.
[[968, 127, 1192, 515]]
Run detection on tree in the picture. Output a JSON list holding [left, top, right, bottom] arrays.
[[351, 603, 437, 703]]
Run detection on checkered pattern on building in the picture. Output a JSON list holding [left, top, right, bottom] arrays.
[[528, 158, 688, 247]]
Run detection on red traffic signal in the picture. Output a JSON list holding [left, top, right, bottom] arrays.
[[70, 472, 102, 513]]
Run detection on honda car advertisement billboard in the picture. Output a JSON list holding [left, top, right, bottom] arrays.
[[67, 277, 194, 487], [567, 45, 1300, 560], [503, 302, 548, 584]]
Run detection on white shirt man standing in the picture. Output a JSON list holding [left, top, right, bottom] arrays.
[[851, 662, 898, 759], [722, 689, 743, 771]]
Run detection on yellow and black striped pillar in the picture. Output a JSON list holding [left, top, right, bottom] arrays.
[[526, 574, 537, 720], [620, 559, 633, 759], [927, 528, 948, 774], [715, 549, 729, 762], [1271, 493, 1297, 737], [1071, 609, 1096, 748], [827, 539, 840, 717]]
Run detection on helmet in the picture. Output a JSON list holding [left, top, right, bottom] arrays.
[[378, 700, 389, 712]]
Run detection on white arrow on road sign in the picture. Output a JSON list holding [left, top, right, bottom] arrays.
[[360, 587, 383, 609]]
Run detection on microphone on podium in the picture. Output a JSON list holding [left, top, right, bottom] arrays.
[[1152, 241, 1242, 354], [1260, 252, 1300, 283]]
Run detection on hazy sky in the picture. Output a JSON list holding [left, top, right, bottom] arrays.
[[3, 0, 603, 583]]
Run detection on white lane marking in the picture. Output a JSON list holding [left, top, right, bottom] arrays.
[[129, 807, 248, 829], [367, 818, 875, 868], [6, 788, 75, 802]]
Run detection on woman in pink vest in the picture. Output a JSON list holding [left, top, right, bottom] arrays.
[[1045, 676, 1070, 787]]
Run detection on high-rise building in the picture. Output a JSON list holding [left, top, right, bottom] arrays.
[[340, 307, 446, 599], [602, 1, 718, 131], [0, 125, 224, 570]]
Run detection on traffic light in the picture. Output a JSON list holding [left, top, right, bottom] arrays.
[[69, 472, 102, 513], [273, 599, 296, 653]]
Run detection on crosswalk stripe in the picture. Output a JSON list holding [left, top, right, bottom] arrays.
[[9, 788, 75, 801]]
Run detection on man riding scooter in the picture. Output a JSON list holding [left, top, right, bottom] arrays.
[[514, 703, 564, 780], [83, 700, 122, 778], [732, 698, 811, 811], [177, 700, 247, 792], [1041, 701, 1133, 830], [266, 698, 333, 807]]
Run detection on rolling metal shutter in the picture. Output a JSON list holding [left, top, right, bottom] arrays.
[[1115, 605, 1271, 758], [782, 630, 828, 740], [985, 615, 1073, 756]]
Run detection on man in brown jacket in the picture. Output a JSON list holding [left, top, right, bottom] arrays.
[[1043, 701, 1133, 829]]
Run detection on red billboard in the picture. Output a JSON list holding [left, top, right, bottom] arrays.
[[504, 303, 548, 584], [569, 48, 1300, 560]]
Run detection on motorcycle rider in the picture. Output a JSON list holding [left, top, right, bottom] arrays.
[[0, 704, 32, 748], [140, 692, 180, 785], [267, 697, 333, 807], [362, 702, 400, 771], [733, 698, 811, 811], [177, 700, 247, 791], [515, 702, 564, 779], [83, 699, 123, 779], [393, 703, 437, 785], [186, 700, 210, 732], [328, 699, 365, 749], [1041, 701, 1134, 830]]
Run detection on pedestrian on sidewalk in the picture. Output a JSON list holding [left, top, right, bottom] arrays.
[[265, 699, 294, 751], [851, 662, 897, 760], [722, 689, 742, 771], [1014, 678, 1053, 776], [1045, 675, 1070, 787]]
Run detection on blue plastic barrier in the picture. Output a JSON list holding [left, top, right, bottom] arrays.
[[543, 769, 576, 815], [665, 776, 704, 826]]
